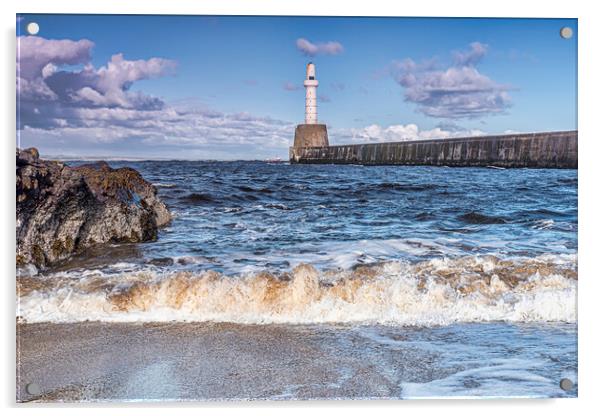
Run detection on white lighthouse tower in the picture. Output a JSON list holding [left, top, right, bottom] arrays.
[[291, 61, 329, 152], [304, 62, 318, 124]]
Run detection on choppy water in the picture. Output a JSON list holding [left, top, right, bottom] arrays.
[[49, 161, 578, 273], [17, 162, 578, 398]]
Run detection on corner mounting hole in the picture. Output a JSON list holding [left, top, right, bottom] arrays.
[[559, 378, 574, 391], [26, 382, 41, 395], [26, 22, 40, 36], [560, 27, 573, 39]]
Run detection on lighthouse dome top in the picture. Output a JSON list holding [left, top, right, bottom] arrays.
[[306, 62, 316, 79]]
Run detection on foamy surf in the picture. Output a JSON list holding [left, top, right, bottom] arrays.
[[16, 254, 577, 325]]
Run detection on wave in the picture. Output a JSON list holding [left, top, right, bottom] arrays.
[[557, 178, 578, 185], [531, 219, 555, 230], [516, 208, 574, 219], [415, 212, 436, 221], [458, 211, 507, 225], [264, 203, 293, 211], [17, 254, 577, 325], [237, 185, 273, 194], [179, 193, 214, 203], [374, 183, 438, 192], [153, 182, 176, 188]]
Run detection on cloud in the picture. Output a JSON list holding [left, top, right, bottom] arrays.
[[331, 82, 345, 91], [17, 36, 94, 79], [296, 38, 344, 57], [318, 94, 331, 103], [19, 104, 295, 159], [335, 123, 486, 144], [283, 81, 300, 91], [435, 121, 468, 132], [453, 41, 488, 66], [390, 42, 512, 119], [17, 36, 177, 121], [17, 36, 295, 159]]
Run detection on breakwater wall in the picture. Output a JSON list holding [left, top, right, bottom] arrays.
[[289, 130, 577, 168]]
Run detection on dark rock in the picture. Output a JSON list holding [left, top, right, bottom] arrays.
[[16, 147, 39, 166], [148, 257, 175, 267], [16, 148, 171, 268]]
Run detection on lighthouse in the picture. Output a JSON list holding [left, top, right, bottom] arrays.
[[291, 62, 329, 150], [304, 62, 318, 124]]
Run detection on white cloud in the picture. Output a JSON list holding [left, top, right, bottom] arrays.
[[318, 94, 331, 103], [283, 81, 301, 91], [331, 82, 345, 91], [17, 35, 295, 159], [390, 42, 512, 119], [20, 106, 296, 159], [17, 36, 94, 79], [335, 123, 486, 144], [453, 41, 488, 66], [296, 38, 344, 56]]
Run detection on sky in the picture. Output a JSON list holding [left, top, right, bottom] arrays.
[[16, 14, 577, 160]]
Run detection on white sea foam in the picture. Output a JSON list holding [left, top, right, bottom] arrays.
[[245, 238, 469, 272], [401, 358, 555, 398], [16, 254, 577, 325], [355, 322, 577, 398], [153, 182, 176, 188], [532, 219, 555, 230]]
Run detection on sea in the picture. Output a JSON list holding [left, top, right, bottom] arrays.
[[17, 161, 578, 398]]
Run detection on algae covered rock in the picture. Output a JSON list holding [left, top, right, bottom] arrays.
[[16, 148, 171, 268]]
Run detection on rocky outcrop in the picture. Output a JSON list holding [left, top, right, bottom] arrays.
[[16, 148, 171, 268]]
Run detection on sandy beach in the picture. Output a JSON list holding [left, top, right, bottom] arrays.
[[17, 322, 428, 402], [16, 321, 577, 402]]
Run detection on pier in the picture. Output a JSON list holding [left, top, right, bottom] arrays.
[[289, 130, 577, 169]]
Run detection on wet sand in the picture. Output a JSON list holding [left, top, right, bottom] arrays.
[[17, 322, 441, 402]]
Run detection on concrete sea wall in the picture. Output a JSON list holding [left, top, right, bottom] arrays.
[[293, 124, 329, 148], [289, 131, 577, 169]]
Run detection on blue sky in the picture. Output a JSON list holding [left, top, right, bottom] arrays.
[[17, 14, 577, 159]]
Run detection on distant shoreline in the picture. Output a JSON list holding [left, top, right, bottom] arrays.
[[42, 156, 290, 163]]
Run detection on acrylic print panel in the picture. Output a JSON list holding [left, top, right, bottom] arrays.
[[16, 14, 578, 402]]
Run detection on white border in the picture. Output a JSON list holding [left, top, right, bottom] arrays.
[[3, 0, 601, 414]]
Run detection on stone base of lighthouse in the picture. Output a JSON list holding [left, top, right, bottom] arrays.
[[293, 124, 329, 148]]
